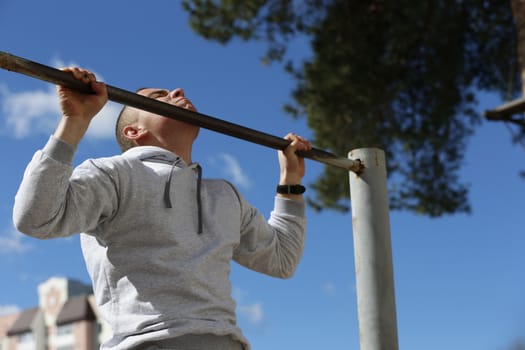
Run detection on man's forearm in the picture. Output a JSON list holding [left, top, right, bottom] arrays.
[[53, 115, 90, 147]]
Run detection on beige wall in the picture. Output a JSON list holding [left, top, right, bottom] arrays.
[[0, 277, 110, 350]]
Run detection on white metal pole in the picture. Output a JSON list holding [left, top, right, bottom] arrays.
[[348, 148, 398, 350]]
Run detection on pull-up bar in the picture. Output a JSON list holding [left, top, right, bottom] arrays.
[[0, 51, 363, 173], [484, 97, 525, 126]]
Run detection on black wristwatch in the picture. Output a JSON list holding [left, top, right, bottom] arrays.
[[276, 184, 306, 195]]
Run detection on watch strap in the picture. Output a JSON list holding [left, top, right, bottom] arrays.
[[276, 184, 306, 194]]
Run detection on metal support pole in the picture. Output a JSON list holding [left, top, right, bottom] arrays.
[[348, 148, 398, 350]]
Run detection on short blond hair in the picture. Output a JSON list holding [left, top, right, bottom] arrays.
[[115, 88, 148, 152], [115, 105, 138, 152]]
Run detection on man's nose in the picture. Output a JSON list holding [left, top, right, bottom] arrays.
[[169, 88, 185, 99]]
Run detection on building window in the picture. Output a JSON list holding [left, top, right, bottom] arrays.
[[56, 346, 74, 350], [18, 331, 34, 343], [56, 324, 73, 336]]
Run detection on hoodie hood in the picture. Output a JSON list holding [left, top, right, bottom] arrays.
[[124, 146, 203, 233], [124, 145, 185, 164]]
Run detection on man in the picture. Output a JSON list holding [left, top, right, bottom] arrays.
[[13, 67, 311, 350]]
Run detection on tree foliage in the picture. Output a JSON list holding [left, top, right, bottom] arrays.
[[182, 0, 521, 216]]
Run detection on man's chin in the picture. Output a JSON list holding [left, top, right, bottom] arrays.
[[180, 104, 197, 112]]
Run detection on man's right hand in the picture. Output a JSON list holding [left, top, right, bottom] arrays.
[[54, 67, 108, 146]]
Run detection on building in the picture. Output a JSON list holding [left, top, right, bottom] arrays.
[[0, 277, 111, 350]]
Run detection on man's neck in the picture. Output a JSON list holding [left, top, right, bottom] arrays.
[[164, 143, 192, 165]]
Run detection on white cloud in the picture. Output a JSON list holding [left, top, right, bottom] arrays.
[[0, 228, 32, 254], [233, 286, 265, 326], [238, 302, 264, 325], [322, 281, 336, 297], [232, 286, 246, 301], [0, 57, 120, 140], [50, 57, 77, 70], [1, 85, 60, 138], [0, 84, 120, 139], [85, 101, 121, 139], [210, 153, 252, 189], [0, 304, 20, 316]]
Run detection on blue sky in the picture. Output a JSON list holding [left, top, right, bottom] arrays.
[[0, 1, 524, 349]]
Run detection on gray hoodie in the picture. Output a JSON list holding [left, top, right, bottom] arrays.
[[13, 136, 306, 350]]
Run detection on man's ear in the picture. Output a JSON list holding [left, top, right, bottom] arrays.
[[123, 125, 148, 142]]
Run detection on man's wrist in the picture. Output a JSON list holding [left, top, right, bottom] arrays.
[[54, 116, 89, 147], [276, 184, 306, 195], [276, 184, 305, 202]]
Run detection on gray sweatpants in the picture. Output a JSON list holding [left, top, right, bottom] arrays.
[[136, 334, 245, 350]]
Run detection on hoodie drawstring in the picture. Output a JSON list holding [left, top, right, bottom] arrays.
[[195, 164, 203, 234], [164, 161, 177, 209], [164, 161, 203, 234]]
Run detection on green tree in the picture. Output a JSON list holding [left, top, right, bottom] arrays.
[[509, 339, 525, 350], [182, 0, 522, 216]]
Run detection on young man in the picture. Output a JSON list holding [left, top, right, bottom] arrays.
[[13, 67, 311, 350]]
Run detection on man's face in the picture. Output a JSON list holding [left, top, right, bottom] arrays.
[[138, 87, 197, 112], [134, 87, 200, 142]]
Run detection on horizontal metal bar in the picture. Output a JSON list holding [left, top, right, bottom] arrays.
[[484, 97, 525, 120], [0, 50, 363, 172]]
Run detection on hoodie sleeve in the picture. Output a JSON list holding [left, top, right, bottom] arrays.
[[13, 136, 118, 239], [232, 188, 307, 279]]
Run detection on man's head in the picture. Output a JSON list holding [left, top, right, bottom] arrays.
[[115, 105, 138, 152], [115, 88, 199, 153]]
